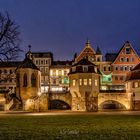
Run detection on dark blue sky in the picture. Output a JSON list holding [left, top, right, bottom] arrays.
[[0, 0, 140, 60]]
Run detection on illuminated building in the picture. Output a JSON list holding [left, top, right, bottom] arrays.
[[50, 60, 72, 93], [0, 61, 21, 94], [0, 40, 140, 111], [111, 41, 140, 90], [69, 58, 101, 111], [32, 52, 53, 93], [126, 63, 140, 110]]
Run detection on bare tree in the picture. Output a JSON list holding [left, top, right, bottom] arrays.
[[0, 12, 21, 61]]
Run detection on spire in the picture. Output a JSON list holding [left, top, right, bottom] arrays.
[[85, 38, 91, 48], [28, 45, 31, 52], [96, 46, 102, 54]]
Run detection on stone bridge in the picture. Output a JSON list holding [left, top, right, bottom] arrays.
[[49, 92, 72, 107], [49, 91, 130, 110], [98, 92, 130, 110]]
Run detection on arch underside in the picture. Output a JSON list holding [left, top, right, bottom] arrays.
[[50, 99, 71, 110], [99, 100, 127, 110]]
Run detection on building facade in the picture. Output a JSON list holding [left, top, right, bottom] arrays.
[[69, 58, 101, 111], [111, 41, 140, 90], [50, 61, 72, 93], [0, 40, 139, 111], [32, 52, 53, 93]]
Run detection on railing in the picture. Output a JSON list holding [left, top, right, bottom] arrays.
[[4, 99, 14, 111]]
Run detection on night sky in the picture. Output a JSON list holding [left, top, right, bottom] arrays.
[[0, 0, 140, 60]]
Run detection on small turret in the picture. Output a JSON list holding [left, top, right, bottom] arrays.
[[26, 45, 33, 60]]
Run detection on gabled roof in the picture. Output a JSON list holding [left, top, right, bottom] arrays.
[[112, 41, 140, 64], [73, 58, 96, 66], [76, 40, 96, 62]]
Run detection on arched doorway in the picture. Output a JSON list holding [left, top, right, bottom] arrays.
[[99, 100, 126, 110], [50, 100, 71, 110]]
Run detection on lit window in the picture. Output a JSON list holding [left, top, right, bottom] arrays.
[[64, 70, 67, 75], [53, 70, 56, 76], [56, 70, 58, 76], [94, 67, 97, 73], [73, 80, 76, 86], [79, 79, 82, 86], [95, 79, 98, 86], [58, 70, 61, 75], [62, 70, 64, 75], [50, 70, 53, 76], [134, 82, 139, 88], [89, 79, 92, 85], [72, 67, 76, 72], [83, 66, 88, 72], [84, 79, 87, 85]]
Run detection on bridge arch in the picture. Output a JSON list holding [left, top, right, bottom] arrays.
[[98, 100, 126, 110], [98, 93, 130, 110], [50, 99, 71, 110], [49, 92, 72, 109]]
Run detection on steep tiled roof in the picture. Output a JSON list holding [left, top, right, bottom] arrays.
[[69, 58, 101, 74], [73, 58, 96, 66], [105, 53, 117, 62], [126, 63, 140, 81], [17, 57, 39, 70]]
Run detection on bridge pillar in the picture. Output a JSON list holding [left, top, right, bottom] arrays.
[[72, 97, 86, 111]]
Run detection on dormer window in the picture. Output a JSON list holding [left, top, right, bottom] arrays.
[[72, 67, 76, 72], [94, 67, 97, 73], [83, 66, 88, 72]]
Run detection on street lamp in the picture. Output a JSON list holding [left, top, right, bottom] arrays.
[[38, 92, 42, 112]]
